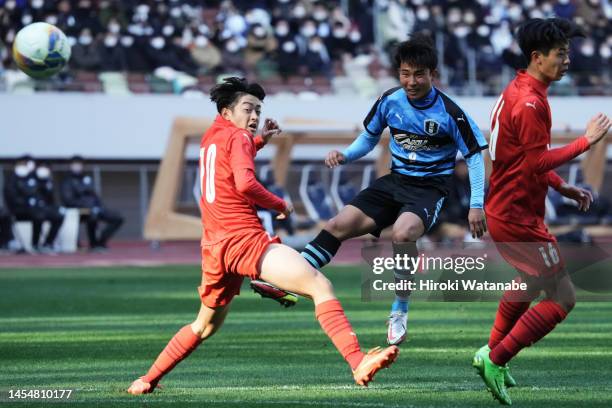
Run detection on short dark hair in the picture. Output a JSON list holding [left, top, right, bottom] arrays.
[[393, 34, 437, 71], [516, 18, 585, 60], [70, 155, 84, 163], [209, 77, 266, 113]]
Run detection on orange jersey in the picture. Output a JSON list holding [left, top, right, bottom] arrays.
[[199, 115, 285, 245]]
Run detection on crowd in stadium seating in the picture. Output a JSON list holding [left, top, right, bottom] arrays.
[[1, 155, 123, 254], [0, 0, 611, 95]]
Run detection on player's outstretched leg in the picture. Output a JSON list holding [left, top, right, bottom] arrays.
[[259, 243, 399, 386], [127, 302, 230, 395]]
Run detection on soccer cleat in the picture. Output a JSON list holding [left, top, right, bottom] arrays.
[[127, 377, 161, 395], [386, 311, 407, 345], [474, 345, 517, 388], [250, 280, 298, 308], [353, 346, 399, 387], [472, 350, 512, 405]]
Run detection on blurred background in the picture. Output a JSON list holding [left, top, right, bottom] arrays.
[[0, 0, 611, 261]]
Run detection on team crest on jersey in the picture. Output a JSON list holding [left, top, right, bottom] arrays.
[[424, 119, 440, 136]]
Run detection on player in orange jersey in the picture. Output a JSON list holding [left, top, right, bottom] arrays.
[[127, 78, 399, 395]]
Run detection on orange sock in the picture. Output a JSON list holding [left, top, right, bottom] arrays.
[[142, 324, 202, 384], [315, 299, 364, 370]]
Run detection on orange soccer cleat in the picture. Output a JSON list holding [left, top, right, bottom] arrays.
[[352, 346, 399, 387], [127, 377, 161, 395]]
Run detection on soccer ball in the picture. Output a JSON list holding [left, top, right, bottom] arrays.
[[12, 22, 71, 79]]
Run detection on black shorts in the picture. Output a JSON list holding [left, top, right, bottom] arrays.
[[349, 172, 450, 237]]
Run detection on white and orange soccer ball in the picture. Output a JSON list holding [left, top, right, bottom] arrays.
[[12, 22, 71, 79]]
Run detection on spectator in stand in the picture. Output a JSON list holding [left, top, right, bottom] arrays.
[[3, 156, 64, 253], [119, 34, 150, 72], [98, 32, 124, 71], [301, 35, 332, 77], [190, 34, 222, 74], [71, 27, 102, 71], [60, 156, 123, 252], [244, 23, 277, 71]]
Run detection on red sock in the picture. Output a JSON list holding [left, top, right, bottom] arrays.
[[490, 300, 568, 366], [488, 278, 539, 349], [315, 299, 364, 370], [143, 324, 202, 384]]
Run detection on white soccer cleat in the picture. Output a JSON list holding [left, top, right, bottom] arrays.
[[387, 311, 408, 346]]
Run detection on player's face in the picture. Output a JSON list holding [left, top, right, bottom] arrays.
[[222, 94, 262, 135], [534, 43, 570, 82], [398, 62, 435, 100]]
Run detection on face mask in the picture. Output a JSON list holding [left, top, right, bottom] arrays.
[[68, 36, 77, 47], [46, 15, 59, 25], [70, 163, 83, 174], [162, 25, 175, 36], [508, 5, 522, 20], [22, 14, 33, 26], [198, 24, 209, 36], [600, 45, 611, 59], [349, 30, 361, 42], [416, 7, 429, 21], [455, 25, 471, 38], [318, 23, 330, 38], [542, 3, 553, 13], [32, 0, 44, 9], [276, 24, 289, 36], [522, 0, 536, 8], [253, 26, 266, 38], [301, 25, 316, 38], [151, 37, 165, 49], [195, 35, 208, 47], [313, 10, 328, 21], [136, 5, 150, 15], [581, 45, 595, 56], [5, 1, 16, 10], [109, 22, 121, 33], [558, 0, 569, 4], [170, 7, 181, 18], [282, 41, 296, 53], [79, 35, 93, 46], [463, 12, 476, 25], [120, 36, 134, 47], [333, 28, 347, 38], [104, 35, 118, 47], [36, 167, 51, 179], [412, 0, 424, 5], [26, 160, 36, 172], [529, 9, 544, 19], [309, 41, 323, 52], [477, 25, 490, 37], [226, 40, 239, 53], [15, 165, 29, 177], [293, 6, 306, 19], [447, 10, 461, 24]]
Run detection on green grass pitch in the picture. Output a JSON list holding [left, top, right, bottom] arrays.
[[1, 265, 611, 407]]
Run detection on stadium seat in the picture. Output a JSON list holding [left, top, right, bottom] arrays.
[[299, 165, 335, 221], [330, 167, 358, 212]]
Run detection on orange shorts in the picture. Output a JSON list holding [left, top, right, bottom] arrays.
[[198, 229, 281, 308], [488, 216, 564, 277]]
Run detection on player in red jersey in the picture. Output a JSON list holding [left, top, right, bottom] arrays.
[[127, 78, 399, 395], [472, 19, 611, 405]]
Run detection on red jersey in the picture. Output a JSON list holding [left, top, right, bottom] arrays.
[[199, 115, 286, 245], [486, 70, 588, 226]]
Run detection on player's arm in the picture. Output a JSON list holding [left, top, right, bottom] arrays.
[[326, 92, 388, 168], [448, 109, 488, 238], [228, 131, 288, 215], [514, 101, 611, 174]]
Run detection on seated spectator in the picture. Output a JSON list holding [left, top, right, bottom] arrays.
[[190, 35, 222, 73], [71, 28, 102, 71], [3, 156, 64, 253], [60, 156, 123, 251]]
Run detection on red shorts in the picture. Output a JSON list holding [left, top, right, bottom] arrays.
[[198, 229, 281, 308], [487, 216, 564, 277]]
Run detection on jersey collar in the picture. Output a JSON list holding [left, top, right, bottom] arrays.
[[407, 86, 439, 110], [214, 114, 236, 128], [517, 70, 548, 97]]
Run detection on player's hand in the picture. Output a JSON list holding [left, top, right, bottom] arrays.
[[325, 150, 346, 168], [584, 113, 611, 146], [261, 118, 282, 144], [558, 183, 593, 212], [468, 208, 487, 239], [276, 203, 294, 220]]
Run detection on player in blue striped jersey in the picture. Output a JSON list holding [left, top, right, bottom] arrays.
[[253, 36, 488, 346]]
